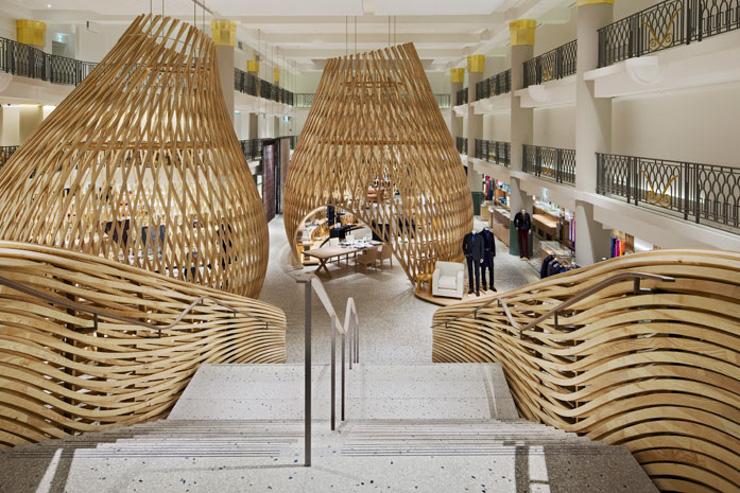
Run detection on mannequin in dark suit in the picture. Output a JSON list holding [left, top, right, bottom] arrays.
[[513, 210, 532, 259], [480, 228, 496, 291], [462, 231, 484, 295]]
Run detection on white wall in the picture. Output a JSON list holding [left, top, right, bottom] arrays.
[[75, 23, 127, 62], [534, 106, 575, 148], [614, 0, 662, 19], [534, 9, 577, 56], [483, 112, 511, 142], [0, 106, 20, 146], [611, 81, 740, 166]]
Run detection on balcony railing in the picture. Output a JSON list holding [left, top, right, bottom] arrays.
[[456, 137, 468, 155], [436, 93, 451, 108], [598, 0, 740, 67], [234, 68, 259, 96], [523, 144, 576, 186], [234, 69, 294, 105], [475, 69, 511, 101], [294, 92, 449, 109], [294, 93, 314, 108], [0, 36, 96, 86], [240, 139, 264, 161], [0, 145, 19, 168], [456, 88, 468, 106], [523, 40, 577, 88], [597, 152, 740, 232], [474, 139, 511, 167]]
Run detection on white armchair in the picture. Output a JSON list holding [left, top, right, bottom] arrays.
[[432, 261, 464, 299]]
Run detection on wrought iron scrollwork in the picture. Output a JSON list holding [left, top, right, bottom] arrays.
[[597, 152, 740, 232], [599, 0, 740, 66]]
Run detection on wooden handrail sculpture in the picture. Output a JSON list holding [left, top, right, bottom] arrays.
[[432, 250, 740, 493], [283, 43, 473, 284], [0, 15, 268, 298], [0, 242, 286, 448]]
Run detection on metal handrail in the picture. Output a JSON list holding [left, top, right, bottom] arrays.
[[0, 273, 256, 337], [296, 274, 360, 467], [444, 271, 675, 333]]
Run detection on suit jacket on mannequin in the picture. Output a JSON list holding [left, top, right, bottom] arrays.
[[462, 232, 484, 261], [480, 229, 496, 258], [513, 211, 531, 230]]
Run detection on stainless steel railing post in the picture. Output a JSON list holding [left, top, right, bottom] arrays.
[[349, 323, 353, 370], [341, 328, 346, 422], [301, 277, 312, 467], [355, 320, 360, 364], [330, 314, 336, 431]]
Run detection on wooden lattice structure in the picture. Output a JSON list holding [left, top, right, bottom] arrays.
[[284, 43, 472, 283], [432, 250, 740, 493], [0, 242, 286, 447], [0, 15, 268, 298]]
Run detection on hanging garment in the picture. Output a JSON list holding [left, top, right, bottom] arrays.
[[541, 254, 555, 279]]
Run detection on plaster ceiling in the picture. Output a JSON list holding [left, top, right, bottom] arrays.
[[2, 0, 573, 71]]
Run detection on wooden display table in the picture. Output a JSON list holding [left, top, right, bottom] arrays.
[[532, 213, 558, 239], [491, 207, 511, 246], [303, 241, 381, 277]]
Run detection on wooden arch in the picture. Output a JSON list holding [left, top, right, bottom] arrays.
[[0, 15, 268, 298], [432, 249, 740, 493], [283, 43, 472, 283]]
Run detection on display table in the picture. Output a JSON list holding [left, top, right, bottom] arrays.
[[532, 213, 558, 239], [539, 240, 572, 260], [303, 240, 381, 277]]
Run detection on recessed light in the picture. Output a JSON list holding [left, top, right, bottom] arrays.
[[47, 4, 52, 8]]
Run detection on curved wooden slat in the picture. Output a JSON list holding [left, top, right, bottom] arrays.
[[283, 43, 473, 283], [432, 250, 740, 493], [0, 15, 268, 298], [0, 241, 286, 447]]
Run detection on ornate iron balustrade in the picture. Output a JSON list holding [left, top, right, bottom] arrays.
[[0, 145, 18, 169], [523, 40, 577, 87], [475, 69, 511, 100], [234, 69, 294, 105], [240, 139, 264, 161], [294, 93, 314, 107], [456, 137, 468, 155], [598, 0, 740, 67], [474, 139, 511, 167], [0, 36, 97, 86], [597, 152, 740, 232], [297, 92, 448, 109], [435, 93, 451, 108], [523, 144, 576, 185], [234, 68, 259, 96], [456, 87, 468, 105]]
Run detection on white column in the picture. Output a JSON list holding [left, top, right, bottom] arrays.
[[508, 20, 536, 255], [450, 68, 464, 138], [211, 20, 236, 124], [574, 0, 614, 265], [466, 55, 485, 212]]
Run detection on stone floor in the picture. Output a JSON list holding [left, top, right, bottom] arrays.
[[259, 216, 538, 364], [168, 363, 520, 421]]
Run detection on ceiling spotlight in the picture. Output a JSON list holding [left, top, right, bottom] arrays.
[[47, 4, 52, 7]]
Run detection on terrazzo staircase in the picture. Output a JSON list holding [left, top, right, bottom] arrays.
[[0, 363, 658, 492]]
